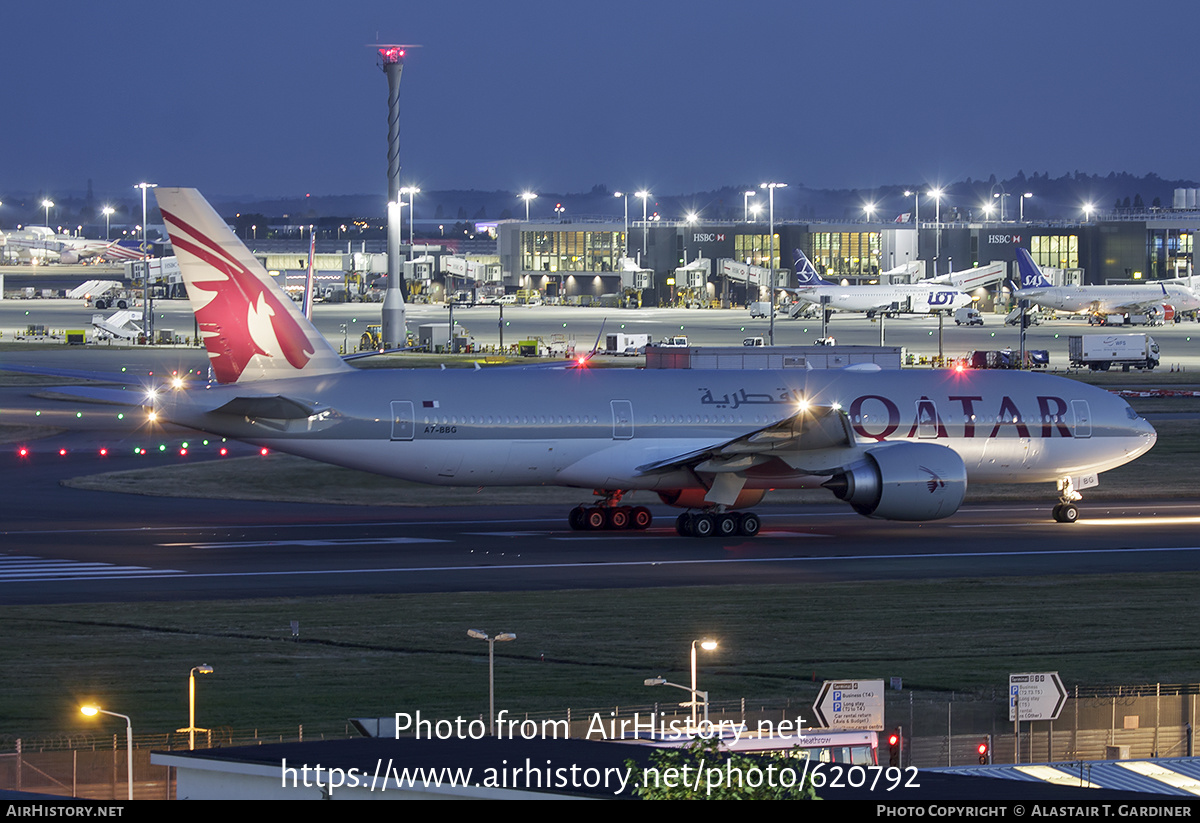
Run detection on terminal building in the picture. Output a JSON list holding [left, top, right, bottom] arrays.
[[495, 214, 1196, 307]]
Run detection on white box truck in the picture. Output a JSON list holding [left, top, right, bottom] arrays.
[[1068, 333, 1160, 372]]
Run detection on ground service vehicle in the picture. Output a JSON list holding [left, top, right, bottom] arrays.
[[954, 308, 983, 326], [1068, 334, 1160, 372]]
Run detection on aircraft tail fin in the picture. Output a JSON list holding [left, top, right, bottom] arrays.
[[1015, 248, 1051, 289], [154, 187, 351, 385], [793, 248, 832, 286]]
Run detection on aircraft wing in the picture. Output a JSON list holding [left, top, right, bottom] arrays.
[[635, 403, 860, 478]]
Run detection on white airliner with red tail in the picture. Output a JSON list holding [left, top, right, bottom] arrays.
[[135, 188, 1156, 532]]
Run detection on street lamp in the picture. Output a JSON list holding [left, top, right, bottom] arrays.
[[982, 202, 995, 221], [645, 677, 710, 727], [636, 190, 651, 258], [864, 202, 877, 222], [554, 203, 565, 221], [520, 191, 537, 221], [1082, 202, 1095, 222], [1020, 192, 1033, 222], [81, 706, 134, 799], [41, 199, 53, 226], [467, 629, 516, 736], [744, 190, 756, 223], [177, 664, 214, 751], [690, 638, 717, 724], [760, 182, 787, 345], [102, 206, 114, 240]]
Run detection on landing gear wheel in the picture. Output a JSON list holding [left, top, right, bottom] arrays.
[[691, 513, 715, 538], [584, 507, 606, 530], [631, 506, 652, 530], [606, 507, 630, 530], [675, 513, 694, 537], [738, 512, 762, 537], [568, 506, 586, 531], [1053, 503, 1079, 523], [716, 513, 739, 537]]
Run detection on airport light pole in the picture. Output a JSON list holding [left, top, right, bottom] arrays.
[[993, 190, 1010, 222], [636, 191, 651, 260], [135, 182, 156, 343], [81, 706, 134, 799], [614, 192, 628, 259], [177, 664, 214, 751], [1020, 192, 1033, 222], [761, 182, 786, 345], [520, 191, 537, 222], [401, 186, 420, 256], [102, 206, 114, 240], [42, 199, 53, 227], [904, 190, 920, 263], [467, 629, 516, 736], [1082, 202, 1095, 223], [927, 187, 943, 276], [744, 190, 756, 222], [864, 202, 876, 222]]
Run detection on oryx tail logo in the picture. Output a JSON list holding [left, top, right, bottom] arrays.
[[919, 466, 945, 494], [159, 206, 315, 384]]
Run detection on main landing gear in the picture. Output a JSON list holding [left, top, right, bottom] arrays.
[[1051, 476, 1083, 523], [675, 510, 761, 538], [567, 490, 652, 531]]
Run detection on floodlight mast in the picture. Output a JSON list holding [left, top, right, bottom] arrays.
[[378, 45, 408, 348]]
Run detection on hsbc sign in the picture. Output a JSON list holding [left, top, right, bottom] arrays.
[[988, 234, 1022, 244], [692, 233, 726, 243]]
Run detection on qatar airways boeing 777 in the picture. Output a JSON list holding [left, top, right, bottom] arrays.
[[55, 188, 1155, 534]]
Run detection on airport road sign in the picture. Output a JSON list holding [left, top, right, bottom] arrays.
[[813, 680, 884, 731], [1008, 672, 1067, 721]]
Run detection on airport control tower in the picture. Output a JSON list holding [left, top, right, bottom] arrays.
[[378, 45, 407, 348]]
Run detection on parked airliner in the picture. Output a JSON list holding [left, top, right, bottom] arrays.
[[1014, 248, 1200, 323], [787, 250, 973, 319], [53, 189, 1155, 534]]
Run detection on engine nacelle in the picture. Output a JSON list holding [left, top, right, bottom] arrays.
[[821, 442, 966, 520], [657, 488, 766, 510], [59, 250, 81, 265], [1161, 304, 1175, 324]]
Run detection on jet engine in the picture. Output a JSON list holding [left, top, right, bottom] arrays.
[[821, 441, 966, 520], [59, 250, 81, 265], [657, 488, 766, 510]]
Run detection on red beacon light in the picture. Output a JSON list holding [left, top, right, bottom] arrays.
[[260, 447, 269, 456], [18, 447, 29, 458]]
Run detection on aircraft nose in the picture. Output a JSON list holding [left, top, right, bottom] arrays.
[[1130, 415, 1157, 457]]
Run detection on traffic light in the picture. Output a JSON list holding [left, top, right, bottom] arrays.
[[888, 728, 902, 767], [978, 735, 992, 765]]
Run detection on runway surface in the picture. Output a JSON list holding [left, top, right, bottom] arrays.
[[4, 442, 1199, 605]]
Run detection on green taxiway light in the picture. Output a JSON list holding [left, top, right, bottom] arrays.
[[159, 444, 166, 452]]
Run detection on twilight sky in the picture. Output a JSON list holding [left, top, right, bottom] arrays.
[[3, 0, 1195, 201]]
